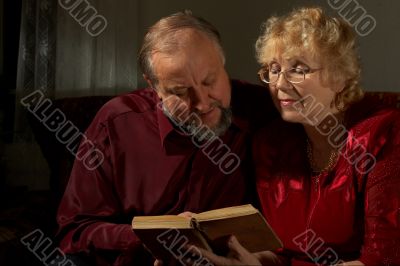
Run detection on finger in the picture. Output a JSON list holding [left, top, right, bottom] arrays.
[[180, 246, 204, 266], [227, 235, 251, 256], [178, 212, 194, 219], [154, 259, 163, 266], [227, 236, 262, 266]]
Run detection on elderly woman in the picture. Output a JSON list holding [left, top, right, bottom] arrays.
[[196, 7, 400, 266]]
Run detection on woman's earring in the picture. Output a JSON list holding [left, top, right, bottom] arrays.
[[331, 92, 345, 111], [330, 98, 335, 108]]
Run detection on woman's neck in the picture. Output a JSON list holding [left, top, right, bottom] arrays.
[[303, 124, 331, 150], [303, 111, 344, 150], [303, 116, 342, 173]]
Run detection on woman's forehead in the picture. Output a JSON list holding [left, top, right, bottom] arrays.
[[262, 43, 319, 65]]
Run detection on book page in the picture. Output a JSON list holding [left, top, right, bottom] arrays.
[[132, 215, 191, 229], [193, 204, 258, 221]]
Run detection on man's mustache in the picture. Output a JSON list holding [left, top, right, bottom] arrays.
[[192, 101, 224, 115]]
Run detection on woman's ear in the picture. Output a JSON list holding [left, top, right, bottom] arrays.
[[331, 80, 345, 93]]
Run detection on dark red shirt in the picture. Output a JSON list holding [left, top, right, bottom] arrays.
[[254, 101, 400, 265], [57, 81, 276, 265]]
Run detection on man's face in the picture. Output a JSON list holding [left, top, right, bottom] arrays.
[[150, 30, 231, 135]]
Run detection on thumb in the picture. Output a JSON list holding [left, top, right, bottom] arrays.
[[178, 211, 194, 219], [227, 235, 250, 256], [154, 259, 163, 266], [227, 235, 262, 266]]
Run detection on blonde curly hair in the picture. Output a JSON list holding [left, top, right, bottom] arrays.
[[255, 7, 364, 110]]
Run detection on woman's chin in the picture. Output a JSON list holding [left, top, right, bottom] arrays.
[[280, 112, 306, 124]]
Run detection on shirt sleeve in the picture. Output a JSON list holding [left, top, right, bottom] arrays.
[[56, 115, 143, 265], [359, 116, 400, 265]]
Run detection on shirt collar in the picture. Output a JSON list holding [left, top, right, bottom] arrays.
[[156, 101, 175, 147]]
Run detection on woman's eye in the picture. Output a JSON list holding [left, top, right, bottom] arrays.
[[295, 68, 305, 74], [270, 69, 279, 75], [269, 66, 281, 74], [268, 63, 281, 74], [292, 67, 308, 74]]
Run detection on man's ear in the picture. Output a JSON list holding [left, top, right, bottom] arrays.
[[143, 74, 163, 99], [143, 74, 154, 88]]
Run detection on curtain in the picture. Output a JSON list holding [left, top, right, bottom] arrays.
[[15, 0, 139, 140], [12, 0, 139, 190], [54, 0, 139, 97], [15, 0, 57, 142]]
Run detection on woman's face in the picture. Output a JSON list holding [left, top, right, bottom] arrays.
[[266, 51, 342, 126]]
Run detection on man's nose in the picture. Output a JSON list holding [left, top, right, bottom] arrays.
[[192, 88, 211, 113]]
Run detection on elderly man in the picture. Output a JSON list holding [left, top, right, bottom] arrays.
[[57, 11, 276, 265]]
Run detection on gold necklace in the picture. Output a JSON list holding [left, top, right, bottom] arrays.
[[306, 139, 339, 189], [306, 139, 339, 173]]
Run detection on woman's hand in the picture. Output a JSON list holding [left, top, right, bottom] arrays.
[[154, 260, 163, 266], [193, 235, 261, 265]]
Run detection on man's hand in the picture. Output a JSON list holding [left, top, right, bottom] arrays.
[[178, 211, 194, 219]]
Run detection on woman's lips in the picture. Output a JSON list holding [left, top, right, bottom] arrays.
[[279, 99, 297, 107]]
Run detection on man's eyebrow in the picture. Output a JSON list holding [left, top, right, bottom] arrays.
[[165, 86, 189, 92], [203, 73, 215, 82]]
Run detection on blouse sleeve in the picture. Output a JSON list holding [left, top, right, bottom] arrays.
[[359, 116, 400, 265]]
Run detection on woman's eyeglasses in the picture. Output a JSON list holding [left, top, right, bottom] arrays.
[[258, 67, 322, 84]]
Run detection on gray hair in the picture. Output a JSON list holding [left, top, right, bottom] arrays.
[[138, 10, 225, 85]]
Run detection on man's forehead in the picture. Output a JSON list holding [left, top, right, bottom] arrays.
[[153, 28, 212, 56], [152, 53, 218, 86], [152, 54, 189, 83]]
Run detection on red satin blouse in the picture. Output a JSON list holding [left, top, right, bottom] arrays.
[[254, 103, 400, 265]]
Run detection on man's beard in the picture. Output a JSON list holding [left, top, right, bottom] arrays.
[[163, 102, 232, 141], [206, 105, 232, 138]]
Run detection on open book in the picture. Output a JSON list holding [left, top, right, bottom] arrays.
[[132, 204, 282, 263]]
